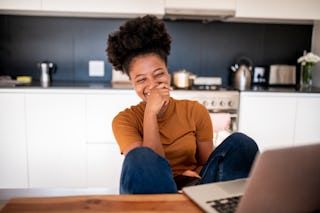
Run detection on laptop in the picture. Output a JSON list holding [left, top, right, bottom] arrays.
[[183, 143, 320, 213]]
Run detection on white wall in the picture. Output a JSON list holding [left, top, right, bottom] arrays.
[[312, 21, 320, 87]]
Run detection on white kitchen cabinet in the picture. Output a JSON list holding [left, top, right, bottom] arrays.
[[239, 92, 320, 151], [42, 0, 164, 17], [0, 0, 164, 17], [294, 94, 320, 146], [0, 0, 41, 11], [86, 91, 140, 143], [2, 0, 319, 23], [85, 91, 139, 189], [1, 0, 164, 17], [235, 0, 320, 21], [25, 93, 87, 187], [0, 93, 28, 188], [239, 92, 297, 151], [87, 143, 123, 192]]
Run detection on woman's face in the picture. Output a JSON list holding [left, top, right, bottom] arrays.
[[128, 53, 170, 102]]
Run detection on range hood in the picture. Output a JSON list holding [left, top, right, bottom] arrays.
[[164, 0, 236, 21], [165, 8, 235, 21]]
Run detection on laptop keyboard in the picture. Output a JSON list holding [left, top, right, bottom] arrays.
[[206, 195, 242, 213]]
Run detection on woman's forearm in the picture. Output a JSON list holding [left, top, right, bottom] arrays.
[[143, 109, 165, 157]]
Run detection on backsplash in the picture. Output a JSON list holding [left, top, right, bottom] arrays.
[[0, 15, 312, 86]]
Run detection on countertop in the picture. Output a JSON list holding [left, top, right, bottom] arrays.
[[248, 85, 320, 93], [1, 81, 320, 93], [0, 81, 126, 90]]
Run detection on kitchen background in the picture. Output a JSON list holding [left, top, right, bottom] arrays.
[[0, 15, 312, 86], [1, 2, 320, 210]]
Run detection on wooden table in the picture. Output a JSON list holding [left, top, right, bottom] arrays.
[[1, 194, 203, 212]]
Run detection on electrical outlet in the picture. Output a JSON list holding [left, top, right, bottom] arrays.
[[89, 60, 104, 77]]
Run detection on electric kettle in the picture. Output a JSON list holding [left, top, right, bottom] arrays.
[[230, 57, 253, 90], [39, 61, 57, 87]]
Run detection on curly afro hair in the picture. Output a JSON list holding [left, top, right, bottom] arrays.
[[106, 15, 171, 76]]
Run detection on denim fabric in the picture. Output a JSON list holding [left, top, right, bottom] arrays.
[[199, 132, 259, 184], [120, 147, 178, 194], [119, 132, 259, 194]]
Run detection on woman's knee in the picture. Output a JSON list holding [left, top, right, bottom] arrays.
[[217, 132, 259, 167], [120, 146, 177, 194], [122, 146, 167, 172], [225, 132, 259, 152], [125, 146, 158, 162]]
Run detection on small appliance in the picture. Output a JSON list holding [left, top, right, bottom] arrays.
[[252, 67, 267, 85], [39, 61, 57, 87], [268, 65, 296, 86], [230, 57, 253, 90]]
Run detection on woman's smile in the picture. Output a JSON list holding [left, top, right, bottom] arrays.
[[129, 53, 171, 102]]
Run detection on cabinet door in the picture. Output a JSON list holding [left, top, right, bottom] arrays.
[[294, 95, 320, 146], [0, 0, 41, 10], [0, 93, 28, 188], [86, 91, 140, 143], [236, 0, 320, 21], [87, 143, 123, 192], [239, 93, 296, 151], [26, 93, 86, 187], [42, 0, 164, 16], [86, 91, 138, 190]]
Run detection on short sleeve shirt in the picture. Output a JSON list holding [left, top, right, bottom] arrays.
[[112, 97, 213, 176]]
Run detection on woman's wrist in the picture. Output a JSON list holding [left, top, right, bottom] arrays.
[[195, 166, 203, 175], [182, 170, 201, 179]]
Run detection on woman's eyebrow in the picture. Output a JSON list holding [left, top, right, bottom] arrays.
[[133, 74, 145, 80], [153, 68, 164, 73]]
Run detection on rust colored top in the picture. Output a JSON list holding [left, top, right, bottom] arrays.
[[112, 97, 213, 176]]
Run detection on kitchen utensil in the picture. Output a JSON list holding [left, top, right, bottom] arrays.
[[39, 61, 57, 86], [230, 57, 253, 90], [172, 69, 196, 89]]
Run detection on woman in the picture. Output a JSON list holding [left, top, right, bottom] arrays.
[[106, 15, 258, 194]]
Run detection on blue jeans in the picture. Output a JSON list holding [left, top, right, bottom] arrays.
[[120, 132, 259, 194]]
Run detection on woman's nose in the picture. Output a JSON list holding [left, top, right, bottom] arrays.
[[147, 78, 160, 89]]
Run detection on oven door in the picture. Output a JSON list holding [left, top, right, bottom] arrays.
[[210, 112, 238, 147]]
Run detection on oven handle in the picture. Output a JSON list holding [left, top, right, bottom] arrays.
[[208, 109, 238, 114]]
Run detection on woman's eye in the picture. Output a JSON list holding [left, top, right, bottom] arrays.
[[155, 72, 164, 78], [136, 78, 146, 84]]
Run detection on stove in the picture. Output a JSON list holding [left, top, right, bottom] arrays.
[[171, 89, 240, 132]]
